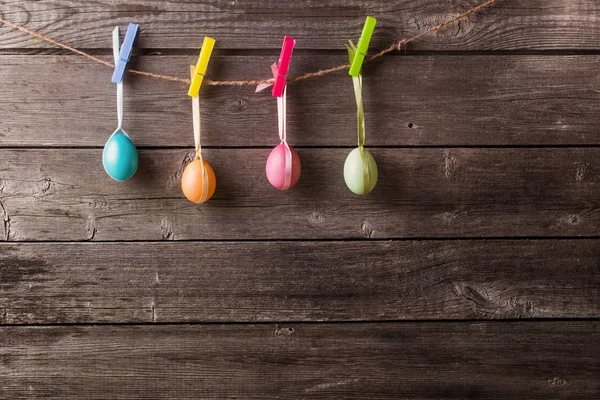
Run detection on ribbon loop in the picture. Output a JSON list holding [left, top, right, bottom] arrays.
[[352, 74, 365, 148], [277, 86, 293, 190], [190, 66, 209, 204], [112, 27, 124, 133], [191, 67, 202, 158], [192, 94, 203, 159], [347, 41, 371, 194], [277, 86, 287, 143]]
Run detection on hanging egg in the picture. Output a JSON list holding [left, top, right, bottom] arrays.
[[181, 157, 216, 203], [102, 133, 138, 181], [344, 147, 378, 195], [266, 142, 301, 190]]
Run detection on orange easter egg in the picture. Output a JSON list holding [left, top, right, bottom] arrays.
[[181, 158, 216, 203]]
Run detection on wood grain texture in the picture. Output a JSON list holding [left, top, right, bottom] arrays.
[[1, 240, 599, 324], [1, 322, 599, 399], [0, 148, 598, 241], [1, 54, 599, 147], [0, 0, 598, 51], [1, 1, 599, 397]]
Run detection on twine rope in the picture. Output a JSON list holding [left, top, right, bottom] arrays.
[[0, 0, 497, 86]]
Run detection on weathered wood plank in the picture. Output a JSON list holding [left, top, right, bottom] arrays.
[[1, 322, 598, 399], [0, 240, 598, 324], [0, 0, 598, 51], [1, 148, 598, 241], [1, 54, 599, 147]]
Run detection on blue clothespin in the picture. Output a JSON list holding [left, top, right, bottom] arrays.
[[111, 23, 139, 84]]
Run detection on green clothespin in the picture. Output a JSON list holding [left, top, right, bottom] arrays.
[[348, 16, 377, 77]]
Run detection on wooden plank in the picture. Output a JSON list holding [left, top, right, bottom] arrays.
[[1, 322, 598, 398], [0, 0, 598, 51], [0, 148, 598, 241], [1, 240, 598, 324], [1, 54, 599, 147]]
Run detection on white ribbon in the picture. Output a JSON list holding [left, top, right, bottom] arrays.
[[111, 27, 128, 139], [190, 66, 209, 204], [277, 86, 293, 190]]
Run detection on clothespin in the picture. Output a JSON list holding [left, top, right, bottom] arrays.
[[111, 23, 139, 84], [188, 37, 216, 97], [348, 16, 377, 77], [271, 36, 296, 97]]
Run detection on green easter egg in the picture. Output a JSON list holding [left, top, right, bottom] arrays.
[[343, 147, 378, 195]]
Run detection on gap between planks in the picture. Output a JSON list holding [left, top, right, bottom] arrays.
[[2, 236, 600, 244], [2, 318, 600, 328]]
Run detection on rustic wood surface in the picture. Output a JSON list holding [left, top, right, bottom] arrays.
[[0, 0, 599, 398], [1, 55, 600, 147], [0, 148, 598, 241], [1, 240, 598, 324], [0, 0, 598, 51], [1, 322, 599, 399]]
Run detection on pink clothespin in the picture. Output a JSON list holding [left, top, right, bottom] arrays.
[[271, 36, 296, 97]]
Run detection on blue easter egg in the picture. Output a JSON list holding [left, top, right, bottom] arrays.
[[102, 133, 138, 181]]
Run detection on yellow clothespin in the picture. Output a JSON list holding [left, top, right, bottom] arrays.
[[188, 37, 215, 97]]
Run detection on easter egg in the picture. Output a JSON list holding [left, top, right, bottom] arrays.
[[266, 142, 301, 190], [344, 147, 378, 195], [181, 158, 216, 203], [103, 133, 138, 181]]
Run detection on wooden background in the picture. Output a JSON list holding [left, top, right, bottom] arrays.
[[0, 0, 599, 398]]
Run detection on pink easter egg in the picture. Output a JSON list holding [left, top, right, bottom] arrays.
[[266, 143, 301, 190]]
